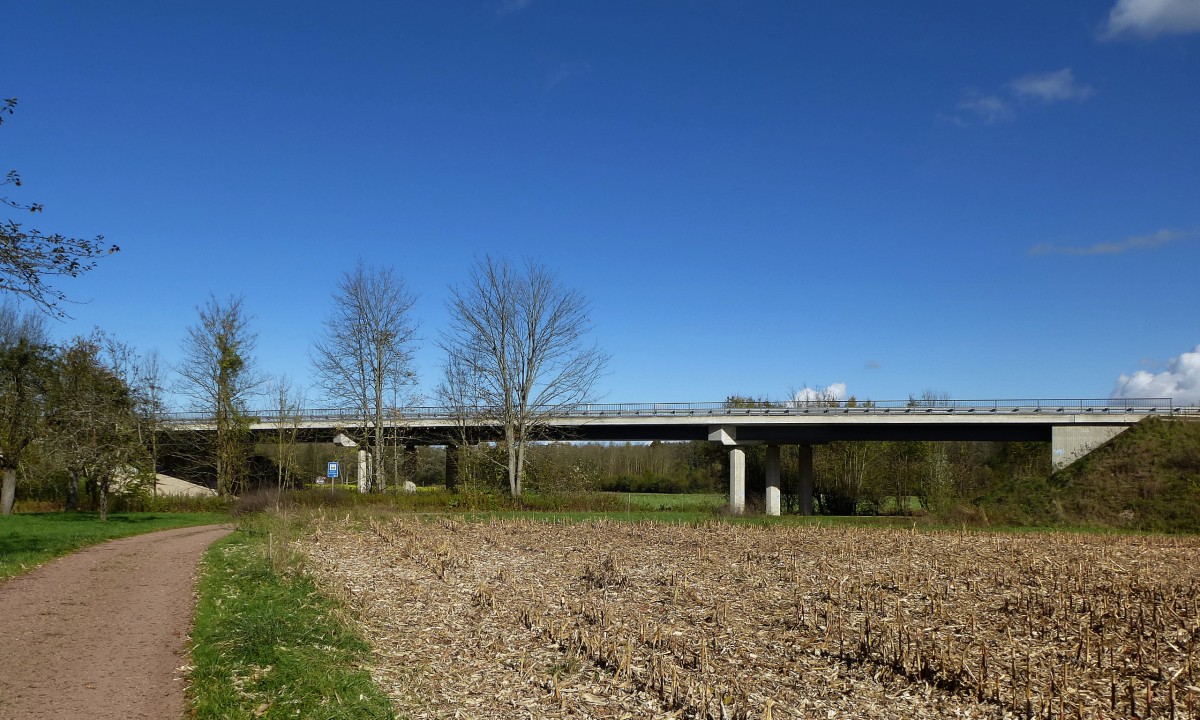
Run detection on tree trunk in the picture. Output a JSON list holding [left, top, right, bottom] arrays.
[[515, 438, 527, 499], [66, 469, 80, 511], [374, 402, 386, 492], [445, 444, 460, 492], [505, 425, 520, 497], [98, 478, 108, 521], [1, 466, 16, 515], [508, 450, 519, 497]]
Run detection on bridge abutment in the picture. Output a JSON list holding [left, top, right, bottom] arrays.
[[1051, 425, 1128, 469]]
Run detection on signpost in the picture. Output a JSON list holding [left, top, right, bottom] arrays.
[[326, 461, 339, 489]]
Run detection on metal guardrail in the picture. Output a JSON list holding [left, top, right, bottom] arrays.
[[160, 398, 1197, 425]]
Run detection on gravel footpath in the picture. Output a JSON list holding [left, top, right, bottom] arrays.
[[0, 524, 234, 720]]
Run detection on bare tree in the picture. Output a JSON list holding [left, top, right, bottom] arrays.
[[789, 384, 843, 408], [441, 256, 609, 498], [435, 344, 488, 492], [0, 303, 51, 514], [267, 374, 305, 490], [311, 262, 418, 492], [96, 334, 164, 501], [133, 350, 168, 496], [176, 295, 261, 496]]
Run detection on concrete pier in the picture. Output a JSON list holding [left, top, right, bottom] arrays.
[[357, 449, 369, 492], [797, 444, 813, 516], [765, 445, 781, 516], [729, 447, 746, 514]]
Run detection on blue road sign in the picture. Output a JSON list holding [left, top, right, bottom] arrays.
[[327, 461, 340, 479]]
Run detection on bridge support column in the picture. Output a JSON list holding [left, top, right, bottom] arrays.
[[729, 447, 745, 515], [797, 444, 813, 516], [357, 450, 369, 493], [765, 445, 781, 516], [445, 444, 460, 491]]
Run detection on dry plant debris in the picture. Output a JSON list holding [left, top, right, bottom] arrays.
[[296, 518, 1200, 719]]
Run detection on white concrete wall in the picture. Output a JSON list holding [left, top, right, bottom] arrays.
[[1051, 425, 1128, 469]]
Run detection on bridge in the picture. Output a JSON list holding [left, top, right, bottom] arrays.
[[165, 398, 1198, 515]]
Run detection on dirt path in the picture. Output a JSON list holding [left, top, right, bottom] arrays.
[[0, 524, 233, 720]]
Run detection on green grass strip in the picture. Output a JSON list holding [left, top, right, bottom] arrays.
[[189, 526, 395, 720], [0, 512, 230, 580]]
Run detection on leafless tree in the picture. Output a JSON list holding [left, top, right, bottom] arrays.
[[435, 344, 488, 492], [176, 295, 262, 496], [267, 374, 305, 490], [441, 256, 609, 498], [311, 262, 418, 492], [93, 334, 165, 500], [133, 350, 168, 496], [788, 384, 843, 408]]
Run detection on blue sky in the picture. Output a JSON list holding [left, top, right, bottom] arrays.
[[5, 1, 1200, 408]]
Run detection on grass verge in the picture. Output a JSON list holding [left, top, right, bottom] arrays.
[[0, 511, 229, 580], [612, 491, 725, 512], [189, 516, 395, 720]]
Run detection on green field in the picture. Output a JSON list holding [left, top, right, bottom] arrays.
[[0, 512, 229, 580], [611, 491, 725, 512]]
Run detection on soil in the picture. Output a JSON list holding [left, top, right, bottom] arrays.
[[0, 524, 233, 720]]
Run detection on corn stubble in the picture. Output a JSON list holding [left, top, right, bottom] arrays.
[[298, 518, 1200, 719]]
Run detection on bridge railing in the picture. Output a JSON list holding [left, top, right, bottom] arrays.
[[160, 398, 1193, 425]]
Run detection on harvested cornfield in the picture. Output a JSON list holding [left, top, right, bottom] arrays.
[[297, 518, 1200, 719]]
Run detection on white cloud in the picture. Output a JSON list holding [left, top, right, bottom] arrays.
[[1103, 0, 1200, 39], [1030, 227, 1194, 256], [957, 90, 1015, 124], [1009, 69, 1095, 102], [1114, 345, 1200, 404], [952, 68, 1093, 125], [793, 383, 848, 404]]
